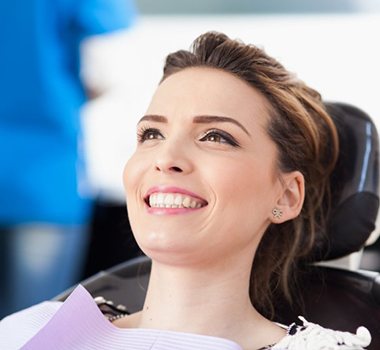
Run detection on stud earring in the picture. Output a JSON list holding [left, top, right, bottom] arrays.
[[272, 208, 283, 219]]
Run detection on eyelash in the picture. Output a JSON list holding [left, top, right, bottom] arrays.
[[136, 127, 240, 148], [137, 127, 163, 143]]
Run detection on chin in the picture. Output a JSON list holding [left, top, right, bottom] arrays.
[[134, 231, 199, 263]]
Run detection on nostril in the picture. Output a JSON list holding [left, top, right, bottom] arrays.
[[155, 163, 184, 173], [170, 166, 183, 173]]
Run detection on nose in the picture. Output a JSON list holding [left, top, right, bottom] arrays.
[[154, 140, 193, 175]]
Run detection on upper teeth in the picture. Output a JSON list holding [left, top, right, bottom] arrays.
[[148, 193, 204, 209]]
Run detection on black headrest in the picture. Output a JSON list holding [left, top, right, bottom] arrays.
[[310, 102, 380, 262]]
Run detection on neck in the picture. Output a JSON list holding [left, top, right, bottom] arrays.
[[118, 250, 287, 350], [135, 253, 267, 342]]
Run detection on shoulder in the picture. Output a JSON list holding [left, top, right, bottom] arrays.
[[0, 301, 62, 349], [272, 317, 371, 350]]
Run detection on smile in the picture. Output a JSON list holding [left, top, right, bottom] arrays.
[[148, 192, 207, 209]]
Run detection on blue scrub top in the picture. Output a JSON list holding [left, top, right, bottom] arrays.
[[0, 0, 136, 225]]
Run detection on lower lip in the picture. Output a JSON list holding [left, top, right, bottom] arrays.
[[146, 206, 205, 215]]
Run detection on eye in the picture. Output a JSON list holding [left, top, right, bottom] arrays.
[[199, 129, 240, 147], [137, 127, 164, 143]]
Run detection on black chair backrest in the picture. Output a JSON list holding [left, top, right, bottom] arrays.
[[310, 102, 379, 261]]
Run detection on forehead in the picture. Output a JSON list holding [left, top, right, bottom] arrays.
[[147, 67, 272, 129]]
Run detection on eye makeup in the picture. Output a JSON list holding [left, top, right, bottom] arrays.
[[199, 129, 240, 147]]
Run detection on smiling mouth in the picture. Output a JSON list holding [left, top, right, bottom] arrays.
[[145, 193, 208, 209]]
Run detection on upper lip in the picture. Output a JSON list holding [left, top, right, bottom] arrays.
[[144, 186, 208, 206]]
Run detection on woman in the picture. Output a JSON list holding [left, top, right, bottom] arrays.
[[0, 32, 371, 349]]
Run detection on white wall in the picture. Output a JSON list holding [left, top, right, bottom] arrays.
[[82, 14, 380, 200]]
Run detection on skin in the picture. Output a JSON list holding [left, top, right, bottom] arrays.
[[121, 67, 304, 350]]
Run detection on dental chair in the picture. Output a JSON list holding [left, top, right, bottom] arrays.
[[55, 102, 380, 349]]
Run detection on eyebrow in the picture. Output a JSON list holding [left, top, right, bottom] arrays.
[[138, 114, 168, 124], [138, 114, 250, 136], [193, 115, 250, 136]]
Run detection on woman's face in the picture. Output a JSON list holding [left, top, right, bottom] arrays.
[[124, 67, 285, 265]]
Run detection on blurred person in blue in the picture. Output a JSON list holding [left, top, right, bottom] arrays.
[[0, 0, 136, 318]]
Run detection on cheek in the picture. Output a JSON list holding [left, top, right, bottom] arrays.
[[210, 159, 268, 199], [122, 154, 149, 224], [123, 158, 132, 190], [211, 159, 276, 223], [123, 153, 143, 194], [123, 155, 147, 240]]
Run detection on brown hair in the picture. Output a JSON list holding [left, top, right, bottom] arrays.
[[160, 32, 339, 319]]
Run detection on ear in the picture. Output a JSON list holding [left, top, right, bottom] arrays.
[[271, 171, 305, 224]]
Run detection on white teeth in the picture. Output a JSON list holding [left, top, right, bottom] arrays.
[[148, 192, 205, 209], [157, 193, 164, 203], [182, 197, 191, 208], [164, 194, 174, 206], [174, 195, 182, 206]]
